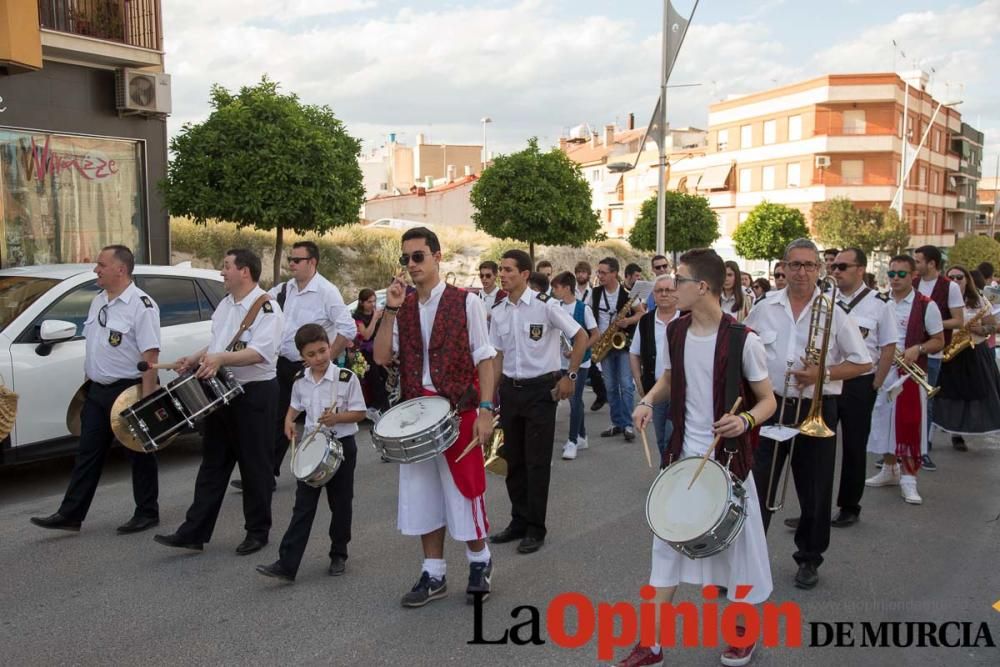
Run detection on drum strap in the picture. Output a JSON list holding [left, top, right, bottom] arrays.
[[723, 323, 747, 457], [225, 294, 272, 352]]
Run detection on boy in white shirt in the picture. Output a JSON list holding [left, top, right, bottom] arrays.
[[256, 324, 366, 582]]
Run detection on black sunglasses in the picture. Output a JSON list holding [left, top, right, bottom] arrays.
[[887, 270, 909, 278], [97, 304, 109, 327], [947, 273, 965, 281], [831, 262, 859, 272], [774, 273, 786, 279], [399, 251, 429, 266], [288, 257, 310, 264], [653, 264, 669, 271]]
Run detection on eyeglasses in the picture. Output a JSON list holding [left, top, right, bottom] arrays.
[[830, 262, 860, 272], [399, 251, 428, 266], [673, 275, 701, 286], [288, 257, 310, 264], [786, 261, 820, 273], [596, 269, 613, 276], [653, 288, 676, 295], [653, 264, 669, 271], [773, 273, 786, 279], [97, 304, 109, 327], [947, 274, 965, 281], [887, 270, 909, 278], [479, 273, 493, 279]]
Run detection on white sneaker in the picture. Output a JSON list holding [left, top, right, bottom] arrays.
[[576, 435, 588, 450], [561, 440, 577, 460], [900, 475, 923, 504], [865, 463, 900, 487]]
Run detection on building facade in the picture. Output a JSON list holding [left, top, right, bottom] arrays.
[[361, 132, 482, 199], [363, 175, 478, 228]]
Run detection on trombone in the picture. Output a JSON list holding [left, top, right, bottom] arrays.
[[765, 276, 837, 512]]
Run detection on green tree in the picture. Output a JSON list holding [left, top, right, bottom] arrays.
[[813, 197, 909, 255], [945, 235, 1000, 271], [627, 191, 720, 253], [470, 137, 601, 262], [163, 76, 364, 283], [732, 201, 810, 262]]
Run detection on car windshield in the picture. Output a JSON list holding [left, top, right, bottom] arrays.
[[0, 277, 60, 331]]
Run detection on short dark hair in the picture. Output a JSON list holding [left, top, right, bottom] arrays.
[[501, 249, 532, 273], [574, 260, 592, 274], [651, 254, 668, 267], [401, 226, 441, 253], [292, 241, 319, 263], [598, 257, 620, 274], [841, 247, 868, 267], [535, 260, 553, 271], [977, 261, 994, 279], [479, 260, 498, 274], [528, 272, 550, 293], [624, 263, 642, 277], [680, 248, 725, 295], [294, 323, 329, 352], [551, 271, 575, 290], [824, 248, 840, 258], [890, 254, 916, 271], [102, 245, 135, 275], [914, 245, 942, 269], [226, 248, 262, 282]]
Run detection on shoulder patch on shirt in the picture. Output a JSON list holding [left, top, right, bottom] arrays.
[[536, 292, 550, 302], [262, 301, 274, 314], [140, 296, 153, 308], [339, 368, 353, 383]]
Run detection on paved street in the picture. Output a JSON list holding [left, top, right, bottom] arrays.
[[2, 394, 999, 666]]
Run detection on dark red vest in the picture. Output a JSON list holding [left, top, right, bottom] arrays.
[[902, 291, 933, 370], [397, 284, 478, 410], [913, 275, 953, 345]]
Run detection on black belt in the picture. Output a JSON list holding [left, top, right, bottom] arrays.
[[502, 372, 559, 388], [93, 377, 140, 389]]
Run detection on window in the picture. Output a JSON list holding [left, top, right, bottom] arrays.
[[841, 160, 863, 185], [762, 165, 776, 191], [843, 110, 866, 135], [788, 115, 802, 141], [918, 166, 927, 190], [592, 169, 601, 183], [930, 211, 938, 233], [739, 168, 752, 192], [930, 170, 938, 194], [741, 124, 752, 149], [897, 112, 904, 139], [932, 130, 940, 153], [717, 129, 729, 151], [198, 279, 226, 309], [786, 162, 801, 188], [763, 120, 777, 145], [136, 277, 202, 327], [21, 280, 101, 342]]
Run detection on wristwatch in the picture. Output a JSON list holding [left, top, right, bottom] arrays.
[[567, 371, 578, 381]]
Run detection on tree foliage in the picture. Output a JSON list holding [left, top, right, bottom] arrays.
[[628, 191, 720, 253], [470, 138, 601, 261], [732, 201, 810, 261], [813, 197, 909, 256], [163, 76, 364, 282], [945, 235, 1000, 272]]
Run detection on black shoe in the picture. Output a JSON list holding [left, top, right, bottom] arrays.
[[236, 536, 267, 555], [256, 561, 295, 583], [794, 563, 819, 589], [328, 556, 347, 576], [116, 516, 159, 534], [590, 398, 606, 411], [516, 536, 544, 554], [30, 512, 81, 532], [830, 511, 859, 528], [783, 517, 799, 529], [153, 533, 203, 551], [466, 559, 493, 604], [601, 425, 623, 437], [952, 436, 968, 452], [921, 454, 937, 471], [401, 572, 448, 607], [623, 427, 635, 442], [489, 526, 526, 544], [230, 479, 243, 491]]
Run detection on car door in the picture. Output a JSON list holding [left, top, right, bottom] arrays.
[[133, 275, 214, 385]]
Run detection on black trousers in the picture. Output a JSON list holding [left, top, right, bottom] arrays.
[[499, 375, 558, 540], [272, 356, 304, 477], [835, 375, 876, 516], [277, 435, 357, 574], [176, 379, 278, 543], [753, 395, 838, 568], [59, 379, 158, 522], [589, 364, 608, 402]]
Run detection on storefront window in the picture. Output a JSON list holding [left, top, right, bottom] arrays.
[[0, 129, 146, 267]]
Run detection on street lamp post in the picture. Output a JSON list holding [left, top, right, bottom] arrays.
[[480, 117, 492, 172]]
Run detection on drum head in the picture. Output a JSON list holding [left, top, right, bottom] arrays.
[[646, 457, 730, 543], [374, 396, 452, 440], [293, 431, 328, 478]]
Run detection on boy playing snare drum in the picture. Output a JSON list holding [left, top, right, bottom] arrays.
[[256, 323, 366, 582]]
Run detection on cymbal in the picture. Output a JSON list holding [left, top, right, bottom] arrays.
[[66, 384, 87, 437], [110, 385, 146, 453]]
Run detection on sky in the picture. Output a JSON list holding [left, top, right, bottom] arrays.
[[162, 0, 1000, 173]]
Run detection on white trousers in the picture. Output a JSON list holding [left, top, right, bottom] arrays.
[[397, 454, 488, 542]]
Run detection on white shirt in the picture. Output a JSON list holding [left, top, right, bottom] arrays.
[[290, 364, 367, 438], [917, 277, 963, 360], [490, 290, 582, 378], [575, 284, 592, 303], [595, 285, 621, 333], [479, 286, 502, 311], [83, 281, 161, 384], [891, 289, 944, 348], [391, 281, 496, 393], [559, 299, 598, 369], [744, 287, 870, 398], [662, 329, 769, 457], [629, 309, 681, 380], [209, 285, 284, 385], [269, 273, 356, 361], [835, 285, 898, 373]]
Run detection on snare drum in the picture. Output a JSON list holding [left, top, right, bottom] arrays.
[[291, 429, 344, 487], [645, 456, 747, 560], [371, 396, 458, 464]]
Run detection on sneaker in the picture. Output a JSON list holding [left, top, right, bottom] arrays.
[[874, 459, 883, 469], [900, 475, 923, 504], [561, 440, 577, 460], [601, 425, 623, 437], [721, 625, 757, 666], [624, 426, 636, 442], [466, 559, 493, 604], [577, 435, 589, 450], [921, 454, 937, 471], [952, 436, 968, 452], [615, 643, 663, 667], [865, 463, 900, 487], [401, 571, 447, 607]]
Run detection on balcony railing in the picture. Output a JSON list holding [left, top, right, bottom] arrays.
[[38, 0, 162, 51]]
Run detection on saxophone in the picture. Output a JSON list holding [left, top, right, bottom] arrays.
[[942, 303, 992, 362], [591, 292, 641, 364]]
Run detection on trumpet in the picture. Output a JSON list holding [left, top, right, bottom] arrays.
[[893, 351, 939, 398]]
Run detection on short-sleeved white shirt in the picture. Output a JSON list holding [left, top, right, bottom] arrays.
[[836, 286, 899, 372], [83, 281, 161, 384], [290, 364, 367, 438], [560, 299, 597, 369], [490, 289, 582, 378], [629, 309, 681, 380], [269, 273, 357, 361], [891, 290, 944, 348], [209, 285, 284, 384]]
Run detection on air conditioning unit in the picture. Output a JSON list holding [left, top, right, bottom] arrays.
[[815, 155, 832, 168], [116, 69, 172, 115]]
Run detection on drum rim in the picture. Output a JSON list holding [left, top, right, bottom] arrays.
[[373, 396, 454, 439], [645, 456, 737, 544]]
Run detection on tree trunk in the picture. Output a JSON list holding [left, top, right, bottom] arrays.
[[273, 225, 284, 286], [529, 241, 535, 267]]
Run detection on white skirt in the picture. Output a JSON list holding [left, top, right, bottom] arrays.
[[649, 471, 773, 605], [866, 380, 928, 456]]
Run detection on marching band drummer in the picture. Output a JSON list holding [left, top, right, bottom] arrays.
[[154, 249, 283, 556], [256, 324, 366, 582], [372, 227, 498, 608], [744, 238, 870, 591], [31, 246, 162, 535], [619, 248, 776, 667]]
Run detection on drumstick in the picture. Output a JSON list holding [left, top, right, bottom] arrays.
[[639, 427, 653, 468], [454, 414, 499, 462], [687, 397, 743, 490], [136, 361, 182, 372]]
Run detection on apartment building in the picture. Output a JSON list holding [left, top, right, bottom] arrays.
[[0, 0, 171, 267], [361, 133, 482, 198]]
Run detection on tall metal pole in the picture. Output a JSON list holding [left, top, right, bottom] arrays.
[[655, 2, 669, 257], [895, 78, 909, 220], [991, 154, 999, 239]]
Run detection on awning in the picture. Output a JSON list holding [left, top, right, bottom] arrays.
[[604, 174, 622, 194], [696, 163, 733, 190]]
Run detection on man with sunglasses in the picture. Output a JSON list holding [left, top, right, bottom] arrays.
[[574, 261, 609, 411], [825, 248, 898, 528], [645, 255, 671, 310], [373, 227, 498, 607], [31, 246, 162, 535], [477, 261, 507, 315], [745, 238, 870, 590], [630, 274, 679, 459], [773, 262, 787, 291]]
